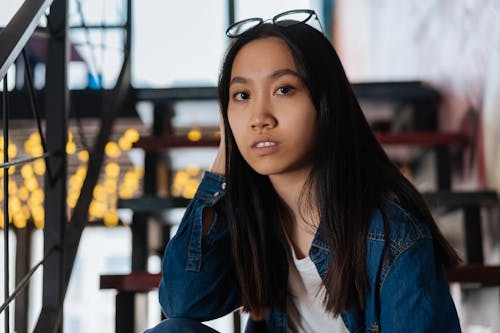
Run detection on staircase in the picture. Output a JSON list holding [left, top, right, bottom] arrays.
[[100, 81, 500, 333]]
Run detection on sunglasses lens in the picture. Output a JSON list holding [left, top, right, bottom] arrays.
[[227, 19, 262, 37], [274, 11, 312, 25]]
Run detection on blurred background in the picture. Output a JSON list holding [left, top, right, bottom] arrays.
[[1, 0, 500, 332]]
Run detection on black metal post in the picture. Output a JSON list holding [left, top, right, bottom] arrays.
[[322, 0, 334, 41], [116, 292, 135, 333], [3, 71, 11, 333], [15, 225, 33, 333], [464, 206, 484, 264], [131, 213, 148, 271], [228, 0, 235, 25], [435, 146, 451, 190], [34, 0, 68, 332], [124, 0, 132, 83]]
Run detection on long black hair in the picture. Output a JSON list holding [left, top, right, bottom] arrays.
[[218, 22, 460, 317]]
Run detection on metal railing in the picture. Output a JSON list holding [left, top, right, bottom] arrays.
[[0, 1, 67, 332], [1, 0, 133, 331]]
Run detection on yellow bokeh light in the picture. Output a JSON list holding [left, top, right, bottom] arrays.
[[182, 179, 200, 199], [105, 142, 121, 158], [119, 188, 134, 199], [182, 186, 197, 199], [25, 177, 38, 192], [8, 180, 17, 194], [187, 129, 202, 142], [33, 159, 46, 175], [68, 131, 73, 142], [104, 179, 117, 194], [32, 206, 44, 228], [66, 141, 77, 154], [18, 186, 30, 201], [174, 171, 189, 186], [30, 188, 44, 205], [118, 137, 132, 151], [105, 162, 120, 178], [9, 197, 22, 214], [134, 167, 144, 178], [8, 166, 16, 175], [8, 143, 17, 158], [34, 217, 44, 229], [124, 128, 140, 143], [69, 175, 83, 189], [89, 201, 106, 218], [76, 166, 87, 177], [31, 145, 44, 156], [186, 166, 200, 176], [21, 164, 34, 178], [31, 205, 44, 219], [67, 192, 79, 208], [13, 213, 27, 228], [104, 212, 119, 227], [29, 132, 41, 143], [93, 184, 107, 201], [78, 150, 89, 162]]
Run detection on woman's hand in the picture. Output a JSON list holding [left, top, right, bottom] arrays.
[[209, 116, 226, 176]]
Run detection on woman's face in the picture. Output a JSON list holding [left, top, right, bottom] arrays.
[[227, 37, 318, 178]]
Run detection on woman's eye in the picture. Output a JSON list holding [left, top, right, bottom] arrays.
[[233, 91, 250, 101], [275, 86, 294, 95]]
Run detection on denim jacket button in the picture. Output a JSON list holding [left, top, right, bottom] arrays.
[[221, 182, 226, 190], [213, 191, 220, 198]]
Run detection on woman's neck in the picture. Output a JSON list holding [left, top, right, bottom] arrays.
[[269, 168, 319, 258], [269, 169, 310, 219]]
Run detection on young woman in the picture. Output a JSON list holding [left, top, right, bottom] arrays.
[[146, 9, 462, 333]]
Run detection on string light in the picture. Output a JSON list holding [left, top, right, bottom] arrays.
[[1, 128, 148, 229], [78, 150, 89, 162], [104, 212, 119, 227], [187, 129, 202, 142], [124, 128, 140, 142], [33, 159, 45, 175], [105, 142, 121, 158]]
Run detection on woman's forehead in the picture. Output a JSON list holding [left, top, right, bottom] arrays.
[[230, 37, 297, 79]]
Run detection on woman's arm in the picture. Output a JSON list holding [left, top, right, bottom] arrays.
[[378, 238, 461, 332], [159, 171, 240, 321], [159, 118, 240, 321]]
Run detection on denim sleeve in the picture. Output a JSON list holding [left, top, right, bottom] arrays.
[[158, 171, 241, 321], [378, 239, 461, 332]]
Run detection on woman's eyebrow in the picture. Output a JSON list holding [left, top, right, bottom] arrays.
[[269, 68, 301, 80], [229, 76, 247, 86], [230, 69, 300, 87]]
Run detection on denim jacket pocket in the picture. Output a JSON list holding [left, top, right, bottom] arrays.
[[186, 203, 203, 271], [185, 171, 226, 272]]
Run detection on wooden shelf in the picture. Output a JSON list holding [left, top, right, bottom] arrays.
[[447, 265, 500, 285], [133, 131, 467, 152], [117, 196, 190, 212], [99, 264, 500, 295], [133, 136, 219, 150], [375, 132, 467, 146], [423, 191, 498, 209], [100, 272, 161, 292]]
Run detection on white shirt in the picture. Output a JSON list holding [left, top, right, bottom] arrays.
[[287, 248, 349, 333]]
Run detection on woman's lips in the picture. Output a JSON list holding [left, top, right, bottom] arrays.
[[252, 140, 279, 155]]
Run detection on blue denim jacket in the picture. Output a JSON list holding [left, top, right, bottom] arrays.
[[159, 172, 461, 332]]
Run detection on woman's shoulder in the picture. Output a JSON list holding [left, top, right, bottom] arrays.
[[367, 200, 432, 251]]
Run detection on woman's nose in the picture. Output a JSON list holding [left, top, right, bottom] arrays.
[[250, 100, 277, 130]]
